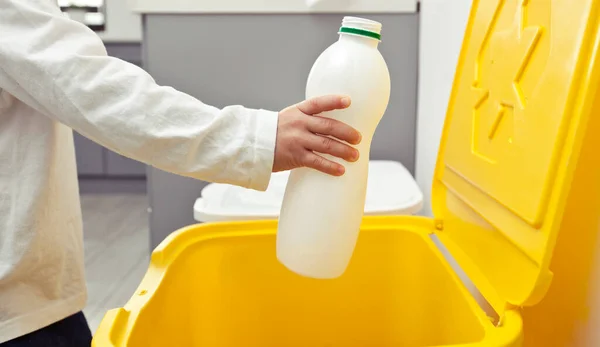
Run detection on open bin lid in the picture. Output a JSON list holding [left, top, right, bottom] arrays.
[[194, 160, 422, 222], [432, 0, 600, 313]]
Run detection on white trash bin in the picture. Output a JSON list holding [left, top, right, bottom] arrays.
[[193, 160, 423, 222]]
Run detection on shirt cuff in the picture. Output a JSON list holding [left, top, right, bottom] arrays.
[[247, 109, 279, 191]]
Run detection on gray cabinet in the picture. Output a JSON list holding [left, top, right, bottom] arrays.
[[106, 152, 146, 176], [74, 132, 105, 175]]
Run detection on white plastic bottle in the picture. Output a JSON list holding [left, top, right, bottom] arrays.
[[276, 16, 391, 279]]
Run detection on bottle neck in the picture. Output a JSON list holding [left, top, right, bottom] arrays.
[[338, 33, 380, 49]]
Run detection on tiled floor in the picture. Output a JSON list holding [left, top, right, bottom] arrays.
[[80, 194, 150, 333]]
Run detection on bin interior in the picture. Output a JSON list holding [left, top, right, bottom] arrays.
[[124, 225, 488, 347]]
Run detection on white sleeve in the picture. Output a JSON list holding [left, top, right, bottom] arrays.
[[0, 0, 278, 191]]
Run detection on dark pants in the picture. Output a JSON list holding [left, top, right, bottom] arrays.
[[1, 312, 92, 347]]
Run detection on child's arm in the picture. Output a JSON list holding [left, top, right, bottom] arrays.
[[0, 0, 360, 190]]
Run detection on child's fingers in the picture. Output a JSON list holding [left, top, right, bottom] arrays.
[[306, 116, 362, 145], [296, 95, 351, 115], [302, 152, 345, 176], [305, 135, 359, 162]]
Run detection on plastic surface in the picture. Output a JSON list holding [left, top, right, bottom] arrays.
[[194, 160, 423, 222], [277, 16, 391, 279], [432, 0, 600, 312], [92, 218, 523, 347]]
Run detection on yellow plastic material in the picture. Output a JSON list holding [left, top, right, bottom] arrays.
[[93, 219, 523, 347], [433, 0, 600, 314], [93, 0, 600, 346]]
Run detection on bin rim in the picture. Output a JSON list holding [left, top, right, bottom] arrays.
[[92, 216, 524, 347]]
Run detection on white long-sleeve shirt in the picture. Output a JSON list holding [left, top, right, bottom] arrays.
[[0, 0, 278, 342]]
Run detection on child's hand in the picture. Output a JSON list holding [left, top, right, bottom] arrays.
[[273, 95, 361, 176]]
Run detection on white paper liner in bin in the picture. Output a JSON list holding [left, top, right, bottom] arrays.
[[194, 160, 423, 222]]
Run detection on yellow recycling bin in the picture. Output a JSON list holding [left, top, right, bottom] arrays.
[[92, 0, 600, 345]]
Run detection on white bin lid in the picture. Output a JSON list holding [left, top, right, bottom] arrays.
[[193, 160, 423, 222]]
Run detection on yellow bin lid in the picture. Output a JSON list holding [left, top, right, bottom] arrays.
[[432, 0, 600, 314]]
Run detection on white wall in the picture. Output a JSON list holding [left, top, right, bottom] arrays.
[[415, 0, 472, 216]]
